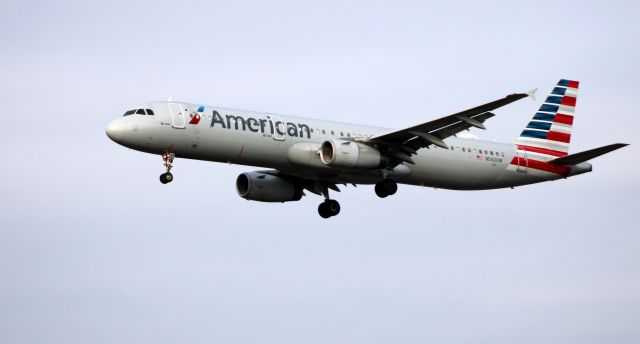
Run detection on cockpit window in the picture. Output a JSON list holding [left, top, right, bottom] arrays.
[[124, 108, 154, 116]]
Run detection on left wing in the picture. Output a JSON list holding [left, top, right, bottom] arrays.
[[367, 91, 532, 164]]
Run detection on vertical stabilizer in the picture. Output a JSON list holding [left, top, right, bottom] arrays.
[[516, 79, 579, 160]]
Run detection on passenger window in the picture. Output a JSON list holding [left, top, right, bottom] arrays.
[[136, 109, 146, 115], [340, 132, 344, 136], [331, 131, 335, 135], [147, 109, 155, 116], [462, 148, 466, 152], [322, 129, 326, 134], [123, 110, 135, 116], [347, 133, 351, 137]]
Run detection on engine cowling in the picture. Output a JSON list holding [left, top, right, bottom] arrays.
[[319, 139, 382, 169], [236, 172, 303, 203]]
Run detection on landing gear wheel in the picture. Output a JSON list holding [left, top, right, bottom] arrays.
[[318, 199, 341, 218], [318, 202, 331, 218], [159, 172, 173, 184], [327, 199, 340, 216], [375, 179, 397, 198], [375, 184, 388, 198]]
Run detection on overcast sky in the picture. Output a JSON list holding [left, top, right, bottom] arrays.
[[1, 0, 639, 343]]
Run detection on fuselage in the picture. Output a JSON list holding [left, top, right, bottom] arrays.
[[106, 101, 592, 190]]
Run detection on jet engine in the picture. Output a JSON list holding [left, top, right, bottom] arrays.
[[236, 172, 303, 203], [319, 139, 383, 169]]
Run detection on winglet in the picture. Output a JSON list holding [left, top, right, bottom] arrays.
[[526, 88, 537, 101]]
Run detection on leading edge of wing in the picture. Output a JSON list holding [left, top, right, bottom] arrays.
[[370, 92, 531, 144]]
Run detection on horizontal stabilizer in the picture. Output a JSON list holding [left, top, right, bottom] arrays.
[[549, 143, 628, 165]]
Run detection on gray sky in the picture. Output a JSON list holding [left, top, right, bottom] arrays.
[[1, 0, 639, 343]]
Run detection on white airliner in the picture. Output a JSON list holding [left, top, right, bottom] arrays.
[[106, 79, 627, 218]]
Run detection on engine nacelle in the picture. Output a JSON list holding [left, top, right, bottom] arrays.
[[319, 139, 382, 169], [236, 172, 303, 203]]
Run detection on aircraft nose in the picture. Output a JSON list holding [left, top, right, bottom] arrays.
[[106, 120, 125, 143]]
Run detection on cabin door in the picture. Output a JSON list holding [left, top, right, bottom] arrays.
[[515, 149, 528, 173], [168, 103, 186, 129]]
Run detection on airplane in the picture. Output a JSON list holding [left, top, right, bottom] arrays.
[[106, 79, 628, 218]]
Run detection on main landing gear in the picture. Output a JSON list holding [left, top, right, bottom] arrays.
[[314, 180, 397, 218], [375, 179, 397, 198], [318, 199, 341, 219], [316, 184, 341, 219], [159, 152, 175, 184]]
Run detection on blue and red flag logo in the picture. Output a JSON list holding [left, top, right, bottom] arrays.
[[188, 105, 205, 125]]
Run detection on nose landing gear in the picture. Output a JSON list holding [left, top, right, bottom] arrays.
[[160, 152, 175, 184], [159, 172, 173, 184]]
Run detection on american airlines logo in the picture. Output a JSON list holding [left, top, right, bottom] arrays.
[[210, 110, 312, 138]]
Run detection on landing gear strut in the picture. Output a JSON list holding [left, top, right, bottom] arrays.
[[160, 152, 175, 184], [375, 179, 397, 198]]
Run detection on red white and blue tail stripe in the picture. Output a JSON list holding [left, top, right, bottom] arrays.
[[508, 79, 579, 176], [516, 79, 578, 158]]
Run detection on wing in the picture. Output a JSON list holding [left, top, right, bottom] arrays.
[[368, 92, 532, 164]]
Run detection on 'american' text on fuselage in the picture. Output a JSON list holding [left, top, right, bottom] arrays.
[[210, 110, 311, 138]]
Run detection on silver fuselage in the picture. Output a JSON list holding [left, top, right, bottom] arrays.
[[106, 102, 592, 190]]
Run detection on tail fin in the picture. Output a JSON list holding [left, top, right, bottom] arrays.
[[516, 79, 579, 159]]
